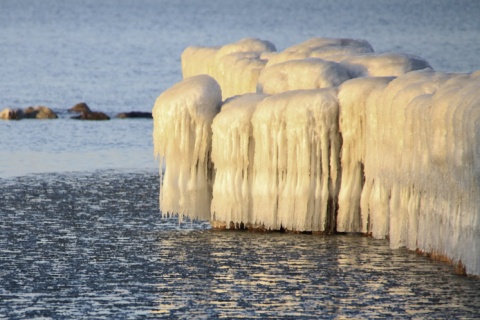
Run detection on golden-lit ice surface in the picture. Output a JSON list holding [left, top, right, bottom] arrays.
[[153, 37, 480, 275], [152, 75, 222, 221]]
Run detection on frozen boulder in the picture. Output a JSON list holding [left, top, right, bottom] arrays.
[[152, 74, 222, 221], [257, 58, 351, 94], [250, 88, 341, 232], [340, 53, 432, 77], [265, 37, 374, 67], [182, 38, 276, 99], [210, 93, 268, 229]]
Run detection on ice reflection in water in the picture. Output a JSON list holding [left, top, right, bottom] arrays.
[[154, 231, 480, 319], [1, 171, 479, 319]]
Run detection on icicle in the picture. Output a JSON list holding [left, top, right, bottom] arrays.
[[360, 69, 480, 275], [250, 88, 341, 232], [152, 75, 222, 221], [337, 76, 394, 233], [210, 93, 268, 229]]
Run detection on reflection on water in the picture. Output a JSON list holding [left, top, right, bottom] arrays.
[[1, 171, 479, 319]]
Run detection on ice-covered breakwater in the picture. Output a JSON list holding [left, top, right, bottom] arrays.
[[153, 37, 480, 276]]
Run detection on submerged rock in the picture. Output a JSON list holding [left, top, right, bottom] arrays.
[[69, 102, 110, 120], [72, 111, 110, 120], [115, 111, 152, 118]]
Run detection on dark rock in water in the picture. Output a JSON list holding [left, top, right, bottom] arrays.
[[115, 111, 152, 119], [68, 102, 92, 113], [72, 111, 110, 120], [23, 106, 58, 119], [0, 108, 23, 120], [69, 102, 110, 120]]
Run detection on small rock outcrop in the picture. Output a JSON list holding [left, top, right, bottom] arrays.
[[69, 102, 110, 120], [72, 111, 111, 120], [0, 106, 57, 120], [68, 102, 92, 113], [0, 108, 23, 120], [115, 111, 152, 119], [23, 106, 58, 119]]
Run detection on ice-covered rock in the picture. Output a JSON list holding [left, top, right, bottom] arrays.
[[340, 52, 432, 77], [152, 74, 222, 221], [264, 37, 374, 67], [153, 37, 480, 275], [182, 38, 276, 99], [336, 76, 395, 233], [257, 58, 351, 94], [357, 69, 480, 275], [250, 88, 341, 232], [211, 93, 268, 229]]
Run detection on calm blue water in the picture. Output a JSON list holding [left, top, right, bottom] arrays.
[[1, 0, 480, 318]]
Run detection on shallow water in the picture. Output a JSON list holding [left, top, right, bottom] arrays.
[[1, 171, 479, 319], [0, 114, 156, 178]]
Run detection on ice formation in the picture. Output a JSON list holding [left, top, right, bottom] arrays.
[[153, 37, 480, 275], [263, 37, 374, 67], [257, 58, 351, 94], [339, 53, 432, 77], [181, 38, 276, 99], [152, 74, 221, 221], [210, 93, 267, 229], [250, 89, 341, 232], [361, 70, 480, 275], [336, 76, 395, 233]]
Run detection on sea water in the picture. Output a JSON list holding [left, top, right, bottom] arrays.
[[1, 0, 480, 318], [1, 171, 480, 318]]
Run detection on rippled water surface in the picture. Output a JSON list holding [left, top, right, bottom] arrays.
[[1, 171, 479, 319]]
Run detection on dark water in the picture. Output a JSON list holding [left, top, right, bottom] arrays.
[[1, 171, 479, 319]]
